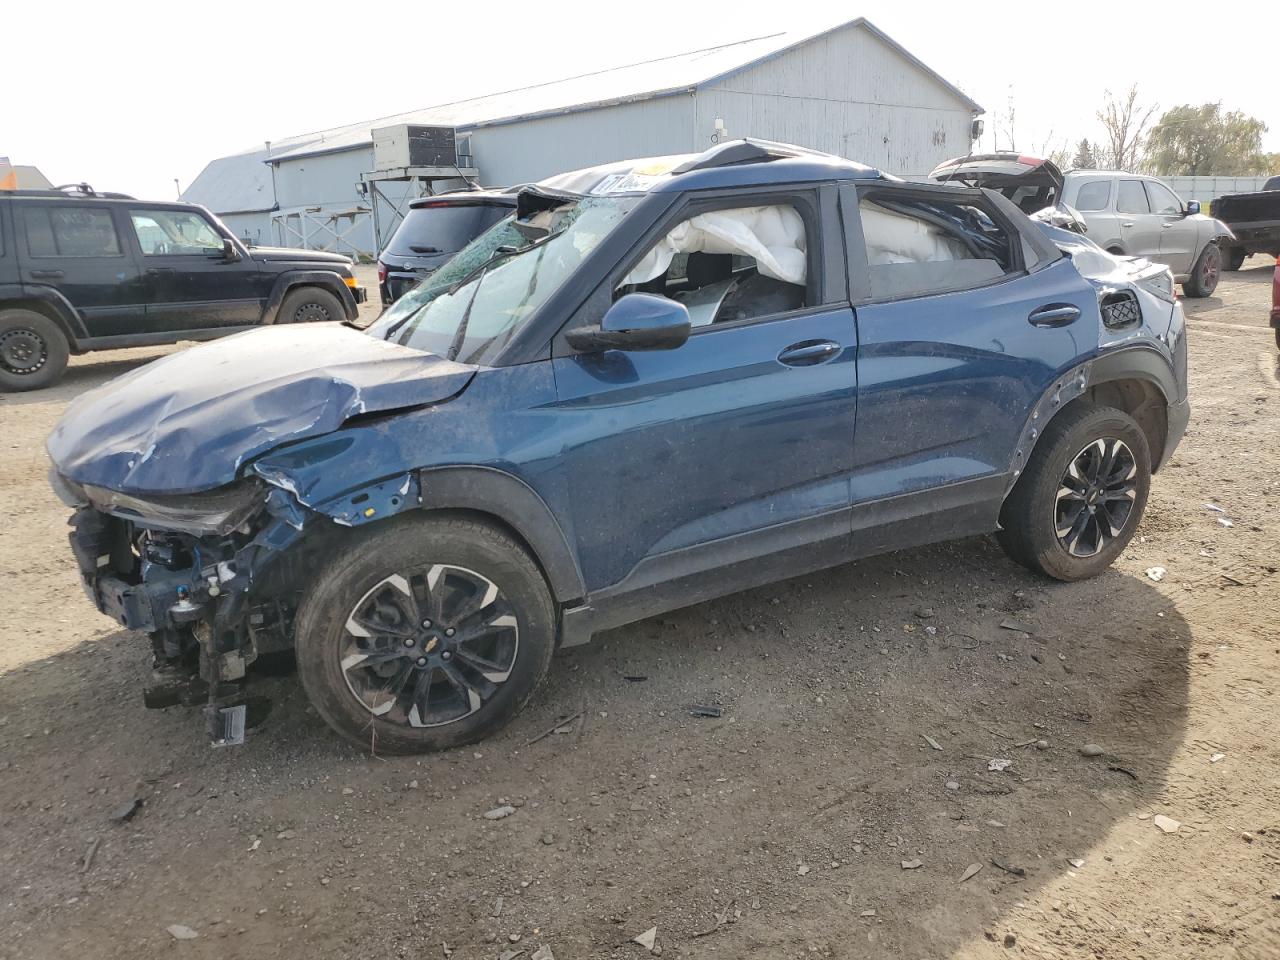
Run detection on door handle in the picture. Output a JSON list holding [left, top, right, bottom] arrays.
[[1028, 304, 1081, 327], [145, 267, 175, 275], [1120, 221, 1135, 227], [777, 340, 841, 366], [29, 269, 64, 279]]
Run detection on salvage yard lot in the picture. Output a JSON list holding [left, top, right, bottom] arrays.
[[1, 261, 1277, 960]]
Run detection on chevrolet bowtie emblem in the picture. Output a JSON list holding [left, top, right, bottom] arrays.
[[425, 637, 439, 653]]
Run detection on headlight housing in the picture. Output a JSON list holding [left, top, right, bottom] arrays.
[[81, 480, 266, 537]]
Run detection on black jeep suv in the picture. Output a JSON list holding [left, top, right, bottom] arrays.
[[0, 186, 366, 390]]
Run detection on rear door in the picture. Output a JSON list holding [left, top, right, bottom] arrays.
[[1145, 179, 1197, 274], [1116, 179, 1162, 261], [126, 207, 262, 330], [15, 201, 147, 337], [844, 182, 1097, 541]]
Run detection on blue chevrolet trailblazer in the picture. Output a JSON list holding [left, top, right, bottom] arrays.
[[47, 140, 1189, 752]]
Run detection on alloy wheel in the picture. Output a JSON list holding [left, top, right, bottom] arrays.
[[339, 565, 519, 728], [0, 328, 48, 376], [1201, 248, 1220, 291], [1054, 437, 1139, 558]]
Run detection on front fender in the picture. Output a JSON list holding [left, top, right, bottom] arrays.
[[263, 271, 359, 323]]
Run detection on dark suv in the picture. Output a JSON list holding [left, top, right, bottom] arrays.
[[378, 190, 517, 304], [0, 186, 366, 390], [48, 140, 1188, 753]]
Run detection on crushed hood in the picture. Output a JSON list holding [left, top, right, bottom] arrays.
[[47, 324, 475, 495]]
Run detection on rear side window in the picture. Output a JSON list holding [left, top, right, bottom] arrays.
[[1074, 180, 1112, 211], [23, 206, 122, 257], [386, 204, 510, 257], [857, 193, 1015, 301], [1117, 180, 1150, 214]]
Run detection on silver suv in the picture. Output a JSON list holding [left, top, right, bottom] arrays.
[[931, 154, 1235, 297]]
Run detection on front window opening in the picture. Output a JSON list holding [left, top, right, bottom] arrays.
[[364, 195, 637, 364], [615, 204, 809, 327]]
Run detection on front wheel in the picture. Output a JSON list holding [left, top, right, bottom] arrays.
[[1182, 243, 1221, 298], [295, 515, 557, 754], [276, 285, 345, 324], [997, 405, 1151, 581]]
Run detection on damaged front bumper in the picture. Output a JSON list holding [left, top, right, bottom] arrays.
[[58, 465, 425, 745], [62, 477, 311, 744]]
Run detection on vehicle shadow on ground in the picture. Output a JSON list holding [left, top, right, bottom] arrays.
[[0, 349, 173, 408], [0, 536, 1190, 960]]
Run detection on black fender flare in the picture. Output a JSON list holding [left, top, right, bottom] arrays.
[[416, 465, 585, 605], [263, 271, 358, 324], [1005, 345, 1178, 492], [0, 283, 89, 345]]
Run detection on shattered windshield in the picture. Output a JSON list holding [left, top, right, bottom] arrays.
[[363, 195, 638, 365]]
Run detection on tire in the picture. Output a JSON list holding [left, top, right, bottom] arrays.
[[1182, 243, 1221, 298], [997, 404, 1151, 582], [294, 514, 557, 754], [0, 308, 70, 391], [1274, 328, 1280, 352], [1222, 246, 1246, 272], [275, 285, 345, 324]]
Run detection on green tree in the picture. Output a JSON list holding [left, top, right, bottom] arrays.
[[1072, 138, 1097, 169], [1146, 104, 1268, 176]]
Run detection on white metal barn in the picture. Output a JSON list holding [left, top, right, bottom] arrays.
[[183, 18, 982, 257]]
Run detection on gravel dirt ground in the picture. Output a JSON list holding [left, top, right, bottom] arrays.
[[1, 260, 1277, 960]]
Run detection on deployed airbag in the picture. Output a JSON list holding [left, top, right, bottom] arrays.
[[625, 205, 807, 285]]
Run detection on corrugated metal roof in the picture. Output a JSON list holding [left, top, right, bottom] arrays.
[[182, 147, 275, 214], [259, 18, 981, 163], [184, 18, 982, 212]]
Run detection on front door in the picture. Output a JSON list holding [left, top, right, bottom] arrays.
[[1144, 180, 1197, 275], [844, 183, 1098, 541], [15, 202, 147, 338], [550, 190, 857, 595], [126, 207, 262, 330], [1116, 179, 1163, 262]]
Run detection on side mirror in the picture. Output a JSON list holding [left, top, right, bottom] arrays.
[[221, 237, 242, 261], [1185, 200, 1201, 215], [565, 293, 691, 353]]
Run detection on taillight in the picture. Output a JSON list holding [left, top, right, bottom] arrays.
[[377, 261, 387, 284]]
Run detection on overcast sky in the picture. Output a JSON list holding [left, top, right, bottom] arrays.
[[5, 0, 1274, 200]]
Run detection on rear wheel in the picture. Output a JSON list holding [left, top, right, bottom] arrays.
[[1222, 246, 1246, 272], [0, 308, 69, 392], [276, 286, 345, 324], [1182, 243, 1221, 298], [997, 404, 1151, 581], [295, 515, 557, 754]]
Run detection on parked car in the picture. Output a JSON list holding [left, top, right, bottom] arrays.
[[0, 185, 366, 391], [1212, 177, 1280, 270], [378, 191, 517, 304], [47, 139, 1189, 752], [931, 154, 1234, 297]]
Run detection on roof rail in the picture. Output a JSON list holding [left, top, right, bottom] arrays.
[[671, 138, 831, 175], [52, 183, 136, 200]]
